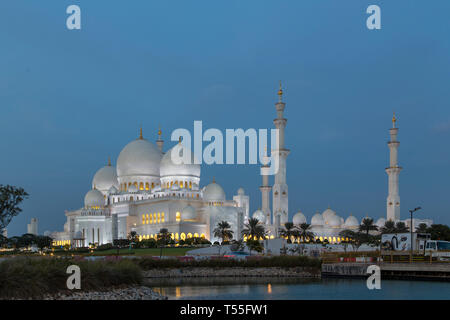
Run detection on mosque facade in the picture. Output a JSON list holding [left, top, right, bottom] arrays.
[[50, 87, 432, 247]]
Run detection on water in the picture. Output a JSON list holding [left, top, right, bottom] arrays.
[[148, 277, 450, 300]]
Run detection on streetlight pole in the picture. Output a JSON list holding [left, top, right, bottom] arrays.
[[409, 207, 422, 260]]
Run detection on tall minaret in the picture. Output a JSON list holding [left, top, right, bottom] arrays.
[[386, 113, 402, 221], [272, 82, 290, 228], [260, 147, 272, 225]]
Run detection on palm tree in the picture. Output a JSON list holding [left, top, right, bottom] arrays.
[[213, 221, 234, 244], [394, 221, 409, 233], [242, 218, 266, 241], [359, 218, 378, 235], [279, 222, 300, 243], [157, 228, 171, 258], [416, 223, 428, 233], [298, 223, 315, 242], [380, 220, 396, 234]]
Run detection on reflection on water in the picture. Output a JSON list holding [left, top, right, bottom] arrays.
[[146, 277, 450, 300]]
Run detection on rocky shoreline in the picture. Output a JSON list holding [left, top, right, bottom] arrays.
[[41, 286, 167, 300], [143, 267, 321, 278]]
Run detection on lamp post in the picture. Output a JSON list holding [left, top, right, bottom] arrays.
[[409, 207, 422, 259]]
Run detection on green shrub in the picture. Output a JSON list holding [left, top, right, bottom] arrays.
[[137, 255, 321, 270], [0, 257, 143, 299]]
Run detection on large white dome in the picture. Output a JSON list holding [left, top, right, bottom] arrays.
[[181, 205, 196, 221], [84, 188, 104, 209], [203, 181, 226, 201], [116, 137, 162, 178], [311, 212, 324, 226], [329, 215, 342, 227], [322, 208, 336, 222], [293, 211, 307, 225], [344, 215, 359, 228], [160, 144, 200, 179], [252, 209, 266, 224], [92, 163, 119, 193]]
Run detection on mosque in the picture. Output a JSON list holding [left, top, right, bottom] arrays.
[[49, 86, 432, 247]]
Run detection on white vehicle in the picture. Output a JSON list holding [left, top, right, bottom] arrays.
[[424, 240, 450, 261]]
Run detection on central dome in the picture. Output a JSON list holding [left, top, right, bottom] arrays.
[[117, 137, 162, 178]]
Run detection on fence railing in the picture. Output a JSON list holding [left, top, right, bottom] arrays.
[[321, 250, 450, 264]]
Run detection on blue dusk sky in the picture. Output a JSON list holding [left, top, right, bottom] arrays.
[[1, 1, 450, 236]]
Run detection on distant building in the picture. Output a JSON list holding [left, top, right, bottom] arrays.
[[27, 218, 38, 235], [1, 228, 7, 238]]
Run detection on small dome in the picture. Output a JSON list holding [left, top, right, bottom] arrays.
[[203, 181, 226, 201], [293, 211, 306, 225], [322, 208, 336, 222], [252, 209, 266, 224], [376, 217, 386, 228], [237, 187, 245, 195], [181, 205, 196, 221], [117, 137, 162, 178], [344, 215, 359, 228], [92, 164, 119, 194], [160, 144, 200, 179], [311, 212, 324, 226], [329, 215, 342, 227], [128, 184, 138, 193], [108, 186, 118, 194], [84, 188, 104, 209]]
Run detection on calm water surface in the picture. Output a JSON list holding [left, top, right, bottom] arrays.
[[148, 277, 450, 300]]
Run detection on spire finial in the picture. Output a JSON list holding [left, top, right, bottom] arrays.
[[107, 156, 111, 166], [158, 124, 162, 137], [277, 81, 283, 102], [139, 126, 143, 139], [392, 112, 397, 128], [178, 136, 182, 144], [212, 176, 216, 183]]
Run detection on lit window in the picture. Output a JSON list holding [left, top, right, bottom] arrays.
[[145, 182, 149, 191], [176, 211, 181, 222], [157, 212, 161, 223], [161, 212, 165, 223], [180, 233, 186, 240], [139, 182, 144, 191], [194, 233, 199, 238], [187, 233, 192, 239]]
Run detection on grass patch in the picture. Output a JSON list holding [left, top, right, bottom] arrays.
[[138, 255, 322, 270], [0, 257, 143, 299]]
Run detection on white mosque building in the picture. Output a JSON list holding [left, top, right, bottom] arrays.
[[49, 86, 432, 247]]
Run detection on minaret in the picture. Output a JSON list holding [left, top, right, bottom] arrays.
[[272, 82, 290, 228], [260, 146, 272, 225], [156, 125, 164, 152], [386, 113, 402, 221]]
